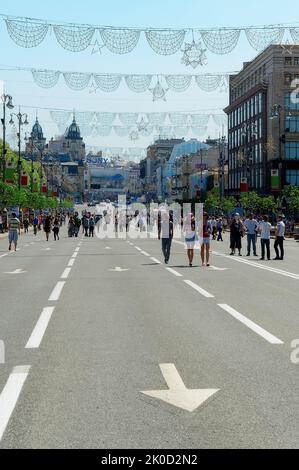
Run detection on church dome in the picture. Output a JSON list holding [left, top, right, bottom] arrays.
[[65, 117, 82, 140], [31, 118, 44, 141]]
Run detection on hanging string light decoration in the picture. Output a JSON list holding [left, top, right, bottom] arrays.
[[93, 126, 112, 137], [32, 69, 60, 88], [93, 74, 122, 92], [5, 18, 49, 48], [113, 126, 131, 137], [165, 75, 193, 92], [129, 130, 139, 141], [145, 29, 186, 55], [95, 112, 116, 126], [195, 74, 222, 92], [63, 72, 92, 91], [53, 24, 95, 52], [168, 114, 189, 126], [200, 29, 241, 54], [245, 27, 285, 51], [137, 117, 149, 131], [100, 28, 140, 54], [50, 110, 72, 130], [190, 126, 208, 137], [118, 113, 139, 126], [124, 75, 153, 93]]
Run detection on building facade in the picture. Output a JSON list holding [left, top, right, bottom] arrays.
[[224, 44, 299, 196]]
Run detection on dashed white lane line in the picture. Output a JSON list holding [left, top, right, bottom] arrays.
[[0, 254, 8, 258], [25, 307, 55, 349], [166, 267, 183, 277], [140, 250, 150, 257], [0, 365, 31, 441], [135, 247, 142, 251], [61, 267, 72, 279], [72, 252, 79, 259], [150, 257, 162, 264], [74, 247, 80, 253], [218, 304, 284, 345], [48, 281, 65, 301], [184, 280, 214, 298], [68, 258, 75, 267]]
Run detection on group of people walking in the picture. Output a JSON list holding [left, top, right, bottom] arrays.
[[157, 210, 286, 267], [68, 212, 95, 238]]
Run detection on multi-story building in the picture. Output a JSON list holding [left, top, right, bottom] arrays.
[[224, 44, 299, 196]]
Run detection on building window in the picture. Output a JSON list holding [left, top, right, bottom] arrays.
[[285, 141, 299, 159], [286, 169, 299, 186], [285, 57, 292, 66], [284, 91, 299, 110], [286, 116, 299, 132], [294, 57, 299, 66], [285, 73, 292, 85]]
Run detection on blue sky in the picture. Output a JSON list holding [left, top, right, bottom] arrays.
[[0, 0, 296, 151]]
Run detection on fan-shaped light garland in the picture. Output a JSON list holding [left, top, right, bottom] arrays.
[[3, 15, 295, 62]]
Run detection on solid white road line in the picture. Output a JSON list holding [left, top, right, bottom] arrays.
[[72, 252, 78, 259], [68, 258, 75, 267], [25, 307, 55, 349], [48, 281, 65, 301], [150, 257, 162, 264], [166, 267, 183, 277], [213, 251, 299, 280], [61, 267, 71, 279], [218, 304, 284, 345], [0, 365, 31, 440], [184, 280, 214, 298]]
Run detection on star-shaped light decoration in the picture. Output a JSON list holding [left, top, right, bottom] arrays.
[[181, 40, 208, 68], [149, 80, 168, 102], [91, 39, 105, 55], [280, 40, 295, 57], [129, 130, 139, 141], [137, 117, 148, 132], [88, 81, 98, 94]]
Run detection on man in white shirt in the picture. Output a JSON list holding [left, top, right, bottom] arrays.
[[274, 215, 285, 260], [258, 215, 271, 261], [244, 213, 258, 256]]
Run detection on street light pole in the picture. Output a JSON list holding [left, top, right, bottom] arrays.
[[1, 94, 14, 182], [9, 109, 28, 190]]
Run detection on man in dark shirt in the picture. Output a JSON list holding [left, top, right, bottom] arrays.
[[158, 211, 174, 264]]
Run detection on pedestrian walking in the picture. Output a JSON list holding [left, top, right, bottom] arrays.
[[0, 212, 4, 233], [89, 216, 95, 237], [216, 218, 224, 242], [8, 212, 20, 251], [68, 216, 75, 237], [158, 211, 174, 264], [211, 216, 217, 240], [53, 218, 60, 241], [184, 213, 196, 267], [83, 215, 89, 237], [230, 213, 244, 256], [244, 213, 258, 256], [32, 215, 39, 236], [23, 217, 29, 234], [273, 215, 285, 260], [43, 215, 52, 242], [200, 212, 211, 267], [73, 212, 81, 238], [258, 215, 271, 260]]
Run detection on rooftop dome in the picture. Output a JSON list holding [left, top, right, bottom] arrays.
[[31, 118, 44, 141], [65, 117, 82, 140]]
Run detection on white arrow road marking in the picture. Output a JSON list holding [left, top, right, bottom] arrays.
[[0, 365, 31, 440], [110, 267, 130, 272], [4, 269, 27, 274], [208, 266, 228, 271], [141, 364, 219, 413]]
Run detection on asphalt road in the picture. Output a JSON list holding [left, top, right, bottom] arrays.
[[0, 220, 299, 449]]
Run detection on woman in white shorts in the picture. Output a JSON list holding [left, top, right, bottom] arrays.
[[184, 214, 196, 267]]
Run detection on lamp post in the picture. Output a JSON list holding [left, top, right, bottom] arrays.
[[9, 109, 28, 190], [240, 122, 258, 193], [1, 94, 14, 182], [269, 104, 292, 196], [218, 136, 226, 202]]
